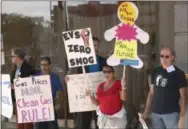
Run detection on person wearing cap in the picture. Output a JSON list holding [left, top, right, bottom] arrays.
[[10, 48, 36, 129]]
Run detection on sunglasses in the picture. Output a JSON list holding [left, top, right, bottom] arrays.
[[103, 70, 112, 74], [160, 54, 170, 59]]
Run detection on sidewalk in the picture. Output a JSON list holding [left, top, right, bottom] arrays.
[[1, 115, 96, 129], [2, 121, 72, 129], [1, 115, 74, 129]]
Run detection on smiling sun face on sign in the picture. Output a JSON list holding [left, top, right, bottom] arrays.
[[117, 2, 138, 26]]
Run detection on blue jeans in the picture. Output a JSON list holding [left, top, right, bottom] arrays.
[[151, 112, 179, 129]]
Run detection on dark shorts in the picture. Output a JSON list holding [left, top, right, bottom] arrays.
[[34, 119, 59, 129], [34, 108, 59, 129]]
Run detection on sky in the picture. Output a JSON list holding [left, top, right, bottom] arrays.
[[1, 1, 117, 21]]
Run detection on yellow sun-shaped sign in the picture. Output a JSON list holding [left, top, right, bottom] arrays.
[[117, 2, 138, 26]]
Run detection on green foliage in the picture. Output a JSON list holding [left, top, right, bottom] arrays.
[[1, 13, 37, 49]]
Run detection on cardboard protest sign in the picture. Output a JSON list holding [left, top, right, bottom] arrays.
[[1, 74, 13, 118], [104, 2, 149, 69], [62, 28, 97, 68], [67, 72, 105, 113], [14, 75, 55, 123], [115, 40, 137, 60]]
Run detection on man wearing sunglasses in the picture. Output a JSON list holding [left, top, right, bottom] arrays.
[[143, 47, 187, 129], [65, 37, 106, 129]]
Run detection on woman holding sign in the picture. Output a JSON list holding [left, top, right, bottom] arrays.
[[86, 65, 127, 129]]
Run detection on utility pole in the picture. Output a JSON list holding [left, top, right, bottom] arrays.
[[49, 1, 52, 57], [51, 1, 68, 128], [50, 1, 52, 26], [64, 1, 69, 31], [1, 34, 5, 65]]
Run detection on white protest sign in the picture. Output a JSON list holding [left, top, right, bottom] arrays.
[[62, 28, 97, 68], [14, 75, 55, 123], [67, 72, 105, 113], [1, 74, 13, 118]]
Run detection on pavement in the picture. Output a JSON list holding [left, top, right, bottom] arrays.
[[1, 115, 96, 129], [1, 115, 74, 129], [2, 122, 71, 129], [2, 122, 72, 129], [2, 110, 188, 129]]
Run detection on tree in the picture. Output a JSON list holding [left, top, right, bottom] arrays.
[[1, 13, 44, 67], [1, 13, 37, 50]]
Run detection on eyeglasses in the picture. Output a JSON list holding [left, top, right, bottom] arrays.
[[11, 55, 17, 58], [160, 54, 170, 59], [40, 63, 49, 66], [103, 71, 112, 74]]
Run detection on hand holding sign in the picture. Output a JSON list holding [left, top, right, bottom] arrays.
[[10, 84, 14, 89], [85, 89, 91, 96], [64, 75, 69, 83], [142, 112, 150, 120]]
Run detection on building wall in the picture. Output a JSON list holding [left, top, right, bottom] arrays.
[[174, 2, 188, 73], [157, 2, 175, 57], [157, 1, 188, 73]]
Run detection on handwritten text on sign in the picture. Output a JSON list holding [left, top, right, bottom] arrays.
[[67, 72, 105, 113], [115, 40, 137, 60], [62, 28, 97, 68], [117, 2, 137, 25], [14, 75, 54, 123], [1, 74, 13, 118]]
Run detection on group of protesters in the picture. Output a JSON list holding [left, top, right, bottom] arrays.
[[9, 36, 187, 129]]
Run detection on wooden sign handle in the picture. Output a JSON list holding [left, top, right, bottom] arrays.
[[82, 66, 89, 89], [123, 65, 126, 79]]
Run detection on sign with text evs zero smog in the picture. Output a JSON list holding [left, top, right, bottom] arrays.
[[1, 74, 13, 118], [67, 72, 105, 113], [62, 28, 97, 68], [14, 75, 55, 123]]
